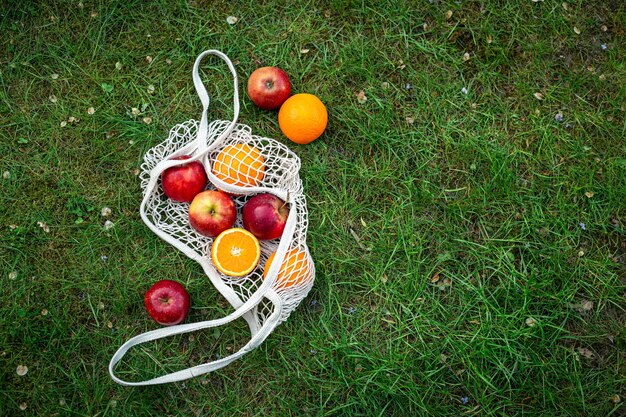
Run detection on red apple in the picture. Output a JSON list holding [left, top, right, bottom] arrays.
[[144, 280, 190, 326], [161, 155, 207, 203], [247, 66, 291, 110], [242, 193, 289, 240], [189, 190, 236, 237]]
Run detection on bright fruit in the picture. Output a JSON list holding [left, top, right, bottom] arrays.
[[212, 144, 265, 188], [144, 280, 191, 326], [161, 155, 207, 202], [278, 93, 328, 145], [247, 66, 291, 110], [242, 193, 289, 240], [263, 249, 312, 288], [189, 190, 236, 237], [211, 228, 261, 277]]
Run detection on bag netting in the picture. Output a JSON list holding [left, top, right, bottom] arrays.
[[109, 50, 315, 386]]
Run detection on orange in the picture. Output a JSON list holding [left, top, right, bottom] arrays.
[[212, 144, 265, 188], [263, 248, 312, 288], [278, 93, 328, 145], [211, 228, 261, 277]]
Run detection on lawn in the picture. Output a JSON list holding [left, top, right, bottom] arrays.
[[1, 0, 625, 415]]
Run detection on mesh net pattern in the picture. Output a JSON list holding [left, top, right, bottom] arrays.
[[140, 119, 315, 324]]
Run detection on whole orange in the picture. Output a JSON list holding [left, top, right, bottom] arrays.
[[263, 248, 312, 288], [212, 143, 265, 188], [278, 93, 328, 144]]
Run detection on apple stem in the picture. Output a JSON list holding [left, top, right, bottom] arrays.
[[158, 296, 170, 304]]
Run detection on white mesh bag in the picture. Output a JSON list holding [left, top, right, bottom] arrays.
[[108, 50, 315, 386]]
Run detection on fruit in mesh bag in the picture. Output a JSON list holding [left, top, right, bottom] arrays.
[[161, 155, 207, 202], [242, 193, 289, 240], [189, 190, 236, 237], [278, 93, 328, 145], [263, 249, 312, 288], [212, 143, 265, 188], [211, 228, 261, 277]]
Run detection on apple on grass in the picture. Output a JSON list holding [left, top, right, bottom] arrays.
[[247, 67, 291, 110], [242, 193, 289, 240], [189, 190, 236, 237], [161, 155, 207, 203], [144, 280, 190, 326]]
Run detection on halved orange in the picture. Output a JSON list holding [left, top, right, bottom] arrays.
[[211, 228, 261, 277], [212, 143, 265, 188], [263, 248, 312, 288]]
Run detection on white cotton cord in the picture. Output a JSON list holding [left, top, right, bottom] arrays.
[[192, 50, 240, 155]]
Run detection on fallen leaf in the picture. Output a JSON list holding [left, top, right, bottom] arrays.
[[445, 10, 453, 19], [131, 107, 140, 116], [349, 228, 371, 251], [525, 317, 536, 327], [461, 87, 468, 95], [145, 56, 153, 64], [101, 207, 112, 217], [534, 92, 544, 100], [381, 81, 389, 89], [578, 250, 585, 257], [580, 300, 593, 311], [49, 95, 57, 103], [51, 73, 59, 80], [573, 26, 581, 35], [577, 347, 594, 359], [143, 116, 152, 124], [226, 16, 238, 25], [381, 274, 388, 284], [41, 309, 48, 316], [406, 116, 415, 125], [356, 90, 367, 104], [300, 48, 310, 54], [104, 220, 114, 230], [37, 221, 50, 233], [601, 25, 608, 32], [147, 84, 155, 94], [3, 171, 10, 179], [8, 271, 17, 280], [463, 52, 470, 61], [115, 61, 122, 70], [166, 59, 172, 64], [487, 35, 493, 44], [430, 272, 440, 283], [87, 107, 95, 115], [585, 191, 594, 198], [612, 394, 621, 404], [562, 2, 568, 10], [19, 403, 27, 411], [16, 365, 28, 376]]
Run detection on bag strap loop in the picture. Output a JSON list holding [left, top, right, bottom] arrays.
[[109, 291, 283, 386], [192, 50, 240, 154]]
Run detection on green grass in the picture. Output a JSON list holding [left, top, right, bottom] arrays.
[[1, 0, 625, 415]]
